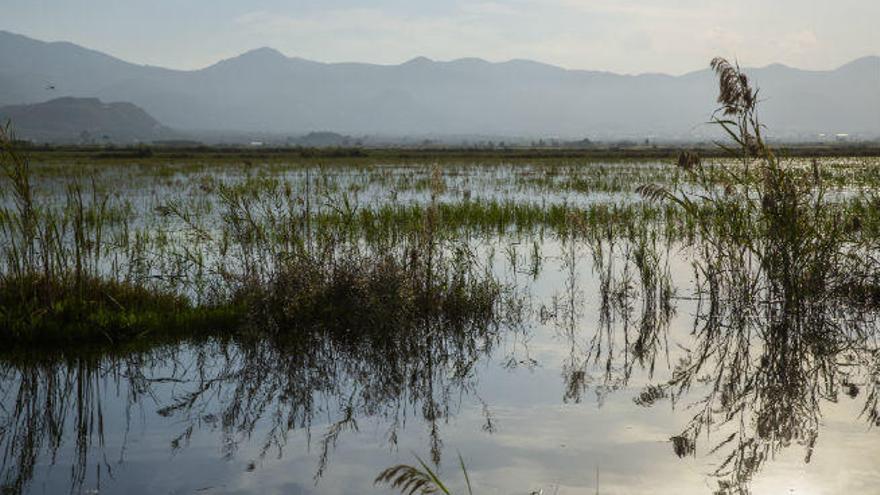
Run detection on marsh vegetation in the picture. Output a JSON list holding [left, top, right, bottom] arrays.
[[3, 59, 880, 494]]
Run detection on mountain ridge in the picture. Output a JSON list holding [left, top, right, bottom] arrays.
[[0, 30, 877, 139], [3, 30, 873, 81]]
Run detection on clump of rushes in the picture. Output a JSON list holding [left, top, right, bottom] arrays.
[[245, 238, 501, 339], [237, 164, 502, 340], [635, 58, 880, 493], [637, 56, 878, 308]]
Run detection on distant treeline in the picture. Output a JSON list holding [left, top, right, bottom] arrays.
[[19, 142, 880, 163]]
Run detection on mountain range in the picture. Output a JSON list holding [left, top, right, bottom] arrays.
[[0, 30, 877, 141]]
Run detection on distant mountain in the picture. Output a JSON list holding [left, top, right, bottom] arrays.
[[0, 30, 877, 140], [0, 97, 172, 143]]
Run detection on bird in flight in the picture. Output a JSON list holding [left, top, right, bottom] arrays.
[[46, 83, 56, 90]]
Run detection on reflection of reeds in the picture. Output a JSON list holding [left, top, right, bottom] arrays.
[[0, 348, 161, 494], [0, 262, 508, 494]]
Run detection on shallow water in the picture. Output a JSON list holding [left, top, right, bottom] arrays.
[[3, 158, 880, 494], [3, 236, 878, 495]]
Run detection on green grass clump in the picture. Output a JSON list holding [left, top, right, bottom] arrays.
[[0, 275, 179, 343], [0, 275, 243, 345]]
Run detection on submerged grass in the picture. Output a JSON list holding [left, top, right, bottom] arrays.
[[0, 126, 508, 346], [4, 124, 880, 348]]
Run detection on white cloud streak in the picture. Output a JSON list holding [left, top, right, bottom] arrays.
[[227, 0, 878, 74]]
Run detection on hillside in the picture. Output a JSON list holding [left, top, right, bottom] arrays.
[[0, 30, 877, 139], [0, 97, 173, 143]]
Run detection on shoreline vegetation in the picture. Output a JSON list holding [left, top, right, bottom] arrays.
[[14, 141, 880, 165], [5, 123, 880, 347]]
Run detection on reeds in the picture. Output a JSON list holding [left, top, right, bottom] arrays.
[[630, 58, 880, 494], [0, 126, 510, 345], [375, 453, 473, 495]]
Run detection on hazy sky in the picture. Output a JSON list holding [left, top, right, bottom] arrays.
[[3, 0, 878, 74]]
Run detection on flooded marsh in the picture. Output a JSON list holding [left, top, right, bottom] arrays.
[[4, 129, 880, 493]]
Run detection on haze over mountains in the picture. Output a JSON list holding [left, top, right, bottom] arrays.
[[0, 30, 877, 143]]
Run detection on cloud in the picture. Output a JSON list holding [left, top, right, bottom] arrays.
[[778, 29, 819, 55], [14, 0, 862, 73], [228, 0, 874, 74]]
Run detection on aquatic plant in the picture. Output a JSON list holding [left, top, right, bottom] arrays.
[[0, 126, 199, 343], [632, 58, 880, 494], [375, 453, 473, 495], [0, 124, 513, 346]]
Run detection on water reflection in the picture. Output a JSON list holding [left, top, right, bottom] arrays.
[[160, 317, 507, 479], [655, 241, 880, 494], [531, 225, 880, 494], [2, 234, 880, 494], [0, 298, 513, 494], [0, 348, 168, 493], [549, 230, 675, 406]]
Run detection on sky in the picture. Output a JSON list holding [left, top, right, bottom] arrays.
[[2, 0, 878, 74]]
